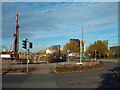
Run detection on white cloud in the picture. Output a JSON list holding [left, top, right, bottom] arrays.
[[1, 0, 120, 2], [2, 2, 118, 51]]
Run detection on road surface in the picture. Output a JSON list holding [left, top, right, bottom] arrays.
[[54, 61, 119, 88], [2, 61, 120, 88]]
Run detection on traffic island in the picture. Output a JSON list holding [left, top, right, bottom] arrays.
[[50, 62, 106, 73]]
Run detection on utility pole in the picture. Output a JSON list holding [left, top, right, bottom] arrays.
[[80, 40, 82, 63], [79, 24, 91, 64], [82, 26, 84, 62]]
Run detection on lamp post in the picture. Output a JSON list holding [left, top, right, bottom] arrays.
[[80, 24, 91, 64]]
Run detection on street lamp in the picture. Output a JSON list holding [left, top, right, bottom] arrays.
[[80, 24, 91, 64]]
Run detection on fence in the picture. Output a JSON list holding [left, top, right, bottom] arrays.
[[2, 60, 24, 74], [2, 60, 40, 75]]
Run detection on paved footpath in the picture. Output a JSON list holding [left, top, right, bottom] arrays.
[[20, 63, 58, 88]]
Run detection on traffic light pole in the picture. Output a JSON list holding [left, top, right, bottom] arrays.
[[27, 48, 29, 72], [22, 39, 33, 72], [26, 39, 29, 72]]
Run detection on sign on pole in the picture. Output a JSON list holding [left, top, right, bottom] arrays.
[[55, 45, 60, 47], [67, 50, 70, 53]]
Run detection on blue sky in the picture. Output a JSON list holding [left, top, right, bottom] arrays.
[[2, 2, 118, 52]]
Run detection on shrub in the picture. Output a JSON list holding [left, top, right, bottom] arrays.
[[54, 63, 105, 73]]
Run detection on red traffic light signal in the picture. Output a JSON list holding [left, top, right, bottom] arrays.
[[22, 39, 27, 49]]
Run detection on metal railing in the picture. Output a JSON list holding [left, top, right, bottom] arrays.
[[2, 60, 24, 74]]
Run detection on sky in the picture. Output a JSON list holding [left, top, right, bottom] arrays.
[[2, 2, 118, 52]]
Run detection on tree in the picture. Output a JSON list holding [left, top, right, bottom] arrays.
[[49, 45, 58, 50], [62, 41, 80, 55], [84, 50, 89, 56], [87, 40, 108, 58], [49, 45, 60, 55], [87, 44, 95, 57], [107, 50, 114, 58]]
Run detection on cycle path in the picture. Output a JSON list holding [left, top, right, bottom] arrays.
[[20, 63, 58, 88]]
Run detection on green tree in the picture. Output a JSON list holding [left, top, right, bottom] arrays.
[[62, 41, 80, 55], [62, 43, 70, 54], [87, 40, 108, 57], [107, 50, 114, 58], [87, 44, 95, 57]]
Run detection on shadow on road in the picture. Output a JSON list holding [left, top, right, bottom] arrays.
[[97, 67, 120, 88]]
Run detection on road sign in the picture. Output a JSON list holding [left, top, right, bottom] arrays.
[[55, 45, 60, 47], [67, 50, 70, 53]]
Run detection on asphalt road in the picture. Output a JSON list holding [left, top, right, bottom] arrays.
[[2, 75, 29, 88], [2, 61, 120, 88], [54, 61, 119, 88]]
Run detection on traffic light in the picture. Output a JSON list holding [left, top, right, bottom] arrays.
[[22, 40, 27, 49], [29, 42, 33, 49]]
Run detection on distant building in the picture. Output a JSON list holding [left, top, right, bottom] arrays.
[[0, 54, 11, 59], [46, 49, 55, 54], [80, 40, 86, 52], [110, 46, 120, 54], [70, 39, 80, 46], [70, 39, 86, 53]]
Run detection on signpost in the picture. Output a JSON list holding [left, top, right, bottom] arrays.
[[67, 50, 70, 64]]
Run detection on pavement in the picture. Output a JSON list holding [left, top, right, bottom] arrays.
[[101, 59, 119, 63], [20, 64, 58, 88], [20, 74, 58, 88]]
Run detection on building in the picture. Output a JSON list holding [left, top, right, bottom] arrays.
[[70, 39, 86, 53], [70, 39, 80, 46], [80, 40, 86, 52], [46, 49, 55, 54], [110, 46, 120, 54], [0, 54, 11, 59]]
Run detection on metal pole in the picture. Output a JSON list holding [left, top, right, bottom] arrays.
[[80, 26, 83, 63], [26, 39, 29, 72], [59, 45, 60, 65], [95, 49, 96, 60], [82, 26, 84, 62], [68, 52, 69, 64], [80, 40, 82, 63], [27, 49, 29, 72]]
